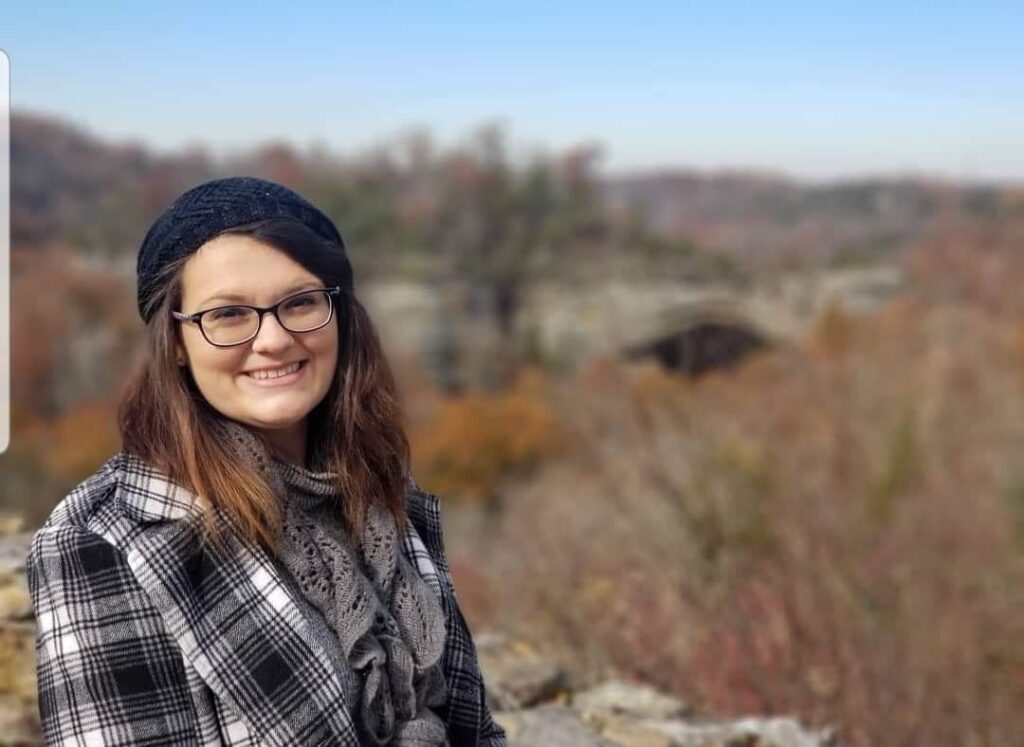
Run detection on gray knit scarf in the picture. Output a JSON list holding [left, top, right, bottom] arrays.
[[212, 417, 450, 746]]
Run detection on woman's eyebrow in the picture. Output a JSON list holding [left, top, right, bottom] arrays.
[[197, 283, 323, 307]]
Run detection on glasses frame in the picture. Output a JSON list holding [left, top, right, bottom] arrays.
[[172, 286, 343, 348]]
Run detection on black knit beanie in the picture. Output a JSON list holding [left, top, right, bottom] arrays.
[[136, 176, 353, 322]]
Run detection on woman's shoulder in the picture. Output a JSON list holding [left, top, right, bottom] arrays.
[[32, 451, 205, 558], [403, 478, 443, 540], [27, 453, 132, 580], [37, 453, 127, 536]]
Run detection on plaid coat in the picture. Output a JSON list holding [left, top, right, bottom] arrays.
[[27, 452, 507, 746]]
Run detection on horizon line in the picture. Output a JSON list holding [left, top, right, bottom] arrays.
[[12, 106, 1024, 189]]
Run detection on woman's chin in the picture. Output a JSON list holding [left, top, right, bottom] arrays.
[[233, 405, 310, 432]]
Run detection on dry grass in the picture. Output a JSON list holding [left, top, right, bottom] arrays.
[[428, 231, 1024, 745]]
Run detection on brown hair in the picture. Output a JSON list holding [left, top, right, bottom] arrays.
[[118, 219, 411, 552]]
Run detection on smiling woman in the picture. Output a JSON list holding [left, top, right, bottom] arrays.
[[26, 177, 506, 747]]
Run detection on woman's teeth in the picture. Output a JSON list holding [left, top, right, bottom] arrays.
[[248, 361, 302, 380]]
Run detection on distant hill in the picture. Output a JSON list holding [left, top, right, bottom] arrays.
[[603, 170, 1020, 264], [11, 111, 213, 251], [12, 110, 1022, 266]]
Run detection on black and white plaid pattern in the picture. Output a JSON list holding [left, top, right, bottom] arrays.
[[400, 483, 506, 747], [28, 453, 507, 746], [399, 516, 442, 600]]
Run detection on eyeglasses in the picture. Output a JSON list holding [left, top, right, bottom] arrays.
[[172, 287, 342, 347]]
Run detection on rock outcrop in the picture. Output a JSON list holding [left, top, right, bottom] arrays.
[[477, 632, 839, 747], [0, 530, 42, 747]]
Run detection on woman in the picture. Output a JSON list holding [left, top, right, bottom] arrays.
[[27, 177, 508, 746]]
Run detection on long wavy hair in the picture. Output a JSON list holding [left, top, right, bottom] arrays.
[[118, 218, 411, 553]]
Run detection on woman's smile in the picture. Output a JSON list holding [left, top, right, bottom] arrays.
[[243, 359, 308, 386]]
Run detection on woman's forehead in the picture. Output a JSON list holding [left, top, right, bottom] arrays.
[[180, 234, 320, 305]]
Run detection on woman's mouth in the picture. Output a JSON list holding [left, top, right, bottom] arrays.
[[243, 360, 307, 386]]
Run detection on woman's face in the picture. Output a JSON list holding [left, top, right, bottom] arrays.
[[176, 234, 339, 453]]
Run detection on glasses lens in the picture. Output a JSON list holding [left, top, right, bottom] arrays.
[[279, 290, 333, 332], [202, 306, 259, 345]]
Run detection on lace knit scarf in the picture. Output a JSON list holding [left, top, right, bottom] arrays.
[[213, 417, 450, 746]]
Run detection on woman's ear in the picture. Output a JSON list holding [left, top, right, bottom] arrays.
[[175, 343, 187, 367]]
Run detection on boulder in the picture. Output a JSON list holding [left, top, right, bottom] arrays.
[[476, 632, 569, 710], [646, 715, 839, 747], [572, 679, 692, 721], [494, 704, 617, 747]]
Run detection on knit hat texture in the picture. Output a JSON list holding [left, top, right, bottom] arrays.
[[136, 176, 352, 322]]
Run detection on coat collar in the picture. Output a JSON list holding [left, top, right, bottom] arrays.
[[112, 452, 362, 746], [115, 452, 209, 523]]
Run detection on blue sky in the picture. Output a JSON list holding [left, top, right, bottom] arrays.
[[3, 1, 1022, 181]]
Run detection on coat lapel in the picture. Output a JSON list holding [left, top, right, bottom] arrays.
[[114, 453, 360, 746], [404, 482, 487, 747]]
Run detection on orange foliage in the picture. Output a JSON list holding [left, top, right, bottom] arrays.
[[409, 369, 564, 503], [11, 247, 137, 416], [43, 402, 121, 480]]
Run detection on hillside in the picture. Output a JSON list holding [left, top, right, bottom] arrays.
[[13, 111, 1020, 268], [604, 169, 1019, 264]]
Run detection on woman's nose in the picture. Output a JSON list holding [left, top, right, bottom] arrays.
[[250, 311, 295, 352]]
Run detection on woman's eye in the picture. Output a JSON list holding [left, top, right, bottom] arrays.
[[210, 307, 246, 321], [285, 295, 316, 309]]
